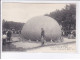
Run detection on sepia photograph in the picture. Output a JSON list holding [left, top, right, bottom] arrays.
[[2, 3, 76, 53]]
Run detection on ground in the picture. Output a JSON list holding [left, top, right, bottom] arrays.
[[2, 34, 76, 53]]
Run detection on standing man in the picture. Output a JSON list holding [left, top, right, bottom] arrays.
[[7, 30, 12, 42], [41, 28, 45, 45]]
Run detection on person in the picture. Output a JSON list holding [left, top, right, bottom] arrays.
[[2, 32, 7, 45], [41, 28, 45, 45], [7, 30, 12, 42]]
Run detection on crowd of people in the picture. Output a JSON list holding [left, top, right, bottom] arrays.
[[2, 28, 76, 46], [2, 29, 12, 45], [2, 29, 21, 45], [61, 29, 76, 39]]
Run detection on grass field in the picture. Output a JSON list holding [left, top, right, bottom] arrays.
[[2, 34, 76, 53]]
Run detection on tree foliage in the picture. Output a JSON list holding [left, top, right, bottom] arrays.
[[2, 19, 24, 31], [45, 4, 76, 31]]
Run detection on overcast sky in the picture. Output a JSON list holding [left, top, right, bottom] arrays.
[[2, 3, 67, 23]]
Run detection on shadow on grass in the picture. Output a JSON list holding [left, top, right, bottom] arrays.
[[2, 43, 26, 52]]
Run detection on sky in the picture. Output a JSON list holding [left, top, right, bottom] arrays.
[[2, 3, 67, 23]]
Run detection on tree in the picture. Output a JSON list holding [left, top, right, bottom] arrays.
[[2, 20, 24, 31], [45, 4, 76, 31]]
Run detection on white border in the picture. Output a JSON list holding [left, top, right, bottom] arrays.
[[2, 0, 80, 2], [1, 0, 79, 3], [1, 1, 80, 59], [0, 2, 2, 58]]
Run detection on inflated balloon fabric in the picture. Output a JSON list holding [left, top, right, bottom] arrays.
[[21, 16, 61, 41]]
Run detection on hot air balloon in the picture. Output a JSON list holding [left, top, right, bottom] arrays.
[[21, 16, 61, 42]]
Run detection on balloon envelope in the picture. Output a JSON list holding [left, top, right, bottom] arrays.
[[21, 16, 61, 41]]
